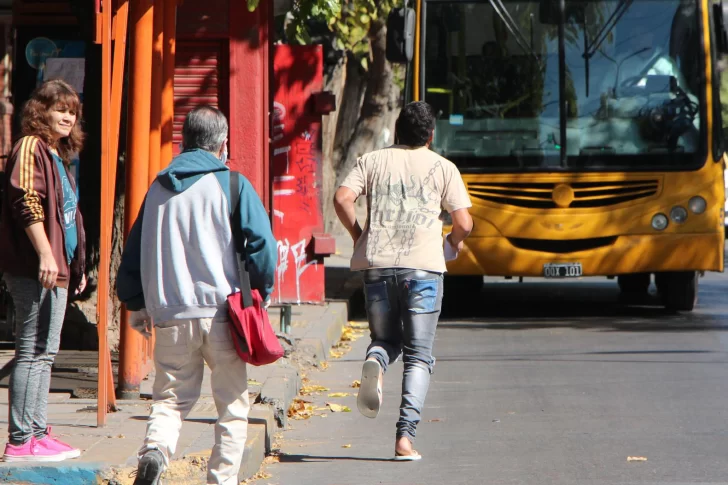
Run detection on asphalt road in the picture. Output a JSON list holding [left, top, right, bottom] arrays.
[[265, 270, 728, 485]]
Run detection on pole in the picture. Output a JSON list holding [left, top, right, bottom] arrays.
[[149, 0, 164, 183], [97, 0, 112, 427], [118, 0, 154, 400], [161, 0, 176, 168]]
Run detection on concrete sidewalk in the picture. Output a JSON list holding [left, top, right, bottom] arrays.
[[0, 233, 361, 484], [0, 302, 352, 485]]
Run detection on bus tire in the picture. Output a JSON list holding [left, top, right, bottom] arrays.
[[656, 271, 698, 312], [617, 273, 651, 296]]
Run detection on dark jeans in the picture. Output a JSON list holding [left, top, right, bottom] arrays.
[[362, 268, 443, 442]]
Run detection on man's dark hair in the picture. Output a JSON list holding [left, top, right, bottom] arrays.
[[182, 105, 228, 152], [395, 101, 436, 147]]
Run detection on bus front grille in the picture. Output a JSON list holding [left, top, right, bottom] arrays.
[[508, 236, 618, 253], [468, 180, 659, 209]]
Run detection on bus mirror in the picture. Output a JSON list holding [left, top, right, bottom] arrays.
[[714, 2, 728, 54], [386, 7, 416, 64]]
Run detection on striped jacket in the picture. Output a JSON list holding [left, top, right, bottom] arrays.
[[0, 136, 85, 291]]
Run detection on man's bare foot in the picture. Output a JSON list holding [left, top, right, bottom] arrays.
[[394, 436, 419, 457]]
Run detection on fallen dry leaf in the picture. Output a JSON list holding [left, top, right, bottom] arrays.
[[627, 456, 648, 462], [348, 321, 369, 329], [320, 361, 330, 370], [247, 379, 262, 386], [300, 385, 330, 396], [288, 399, 315, 420], [329, 350, 345, 359], [263, 454, 280, 465], [241, 471, 273, 483], [342, 444, 352, 448], [351, 380, 361, 388], [340, 327, 365, 342], [328, 392, 351, 398], [326, 402, 352, 413], [427, 418, 443, 423]]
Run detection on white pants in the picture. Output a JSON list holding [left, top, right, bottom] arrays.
[[139, 316, 249, 485]]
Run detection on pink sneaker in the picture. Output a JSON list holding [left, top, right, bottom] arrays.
[[3, 437, 67, 462], [36, 427, 81, 460]]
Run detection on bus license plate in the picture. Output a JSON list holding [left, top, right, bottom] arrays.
[[544, 263, 583, 278]]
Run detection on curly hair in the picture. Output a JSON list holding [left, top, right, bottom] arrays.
[[21, 79, 84, 165], [395, 101, 436, 147]]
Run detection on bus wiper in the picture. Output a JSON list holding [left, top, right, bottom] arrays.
[[584, 0, 633, 57], [488, 0, 541, 64], [581, 0, 634, 97]]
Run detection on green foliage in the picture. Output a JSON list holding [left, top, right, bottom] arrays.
[[247, 0, 260, 12], [286, 0, 400, 68], [720, 59, 728, 130]]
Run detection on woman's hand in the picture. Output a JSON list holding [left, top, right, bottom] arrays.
[[38, 250, 59, 289]]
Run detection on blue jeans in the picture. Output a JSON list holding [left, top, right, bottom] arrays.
[[3, 275, 67, 445], [362, 268, 443, 442]]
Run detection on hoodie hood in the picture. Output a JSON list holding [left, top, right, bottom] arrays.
[[157, 148, 229, 193]]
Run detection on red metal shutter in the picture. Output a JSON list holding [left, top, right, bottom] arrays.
[[173, 40, 227, 154]]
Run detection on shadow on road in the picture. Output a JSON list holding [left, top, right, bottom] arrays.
[[279, 453, 395, 463], [439, 279, 728, 331]]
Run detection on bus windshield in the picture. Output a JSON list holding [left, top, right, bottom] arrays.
[[423, 0, 704, 172]]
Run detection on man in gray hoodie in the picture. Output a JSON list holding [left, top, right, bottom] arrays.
[[117, 106, 277, 485]]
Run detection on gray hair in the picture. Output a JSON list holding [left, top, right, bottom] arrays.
[[182, 106, 228, 153]]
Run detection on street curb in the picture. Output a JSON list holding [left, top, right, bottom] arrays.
[[0, 463, 105, 485], [295, 302, 349, 364], [248, 403, 275, 453], [238, 301, 349, 480], [258, 364, 300, 429], [237, 423, 267, 481]]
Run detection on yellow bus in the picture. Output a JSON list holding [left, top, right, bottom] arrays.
[[387, 0, 728, 311]]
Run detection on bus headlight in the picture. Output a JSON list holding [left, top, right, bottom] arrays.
[[652, 213, 669, 230], [688, 196, 706, 214], [670, 206, 688, 223]]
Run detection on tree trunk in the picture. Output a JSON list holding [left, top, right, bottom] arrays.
[[322, 52, 367, 233], [320, 55, 347, 235], [335, 19, 399, 190]]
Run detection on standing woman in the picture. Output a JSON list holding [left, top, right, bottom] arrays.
[[0, 79, 86, 461]]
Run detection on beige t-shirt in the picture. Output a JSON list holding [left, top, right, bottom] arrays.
[[340, 145, 472, 273]]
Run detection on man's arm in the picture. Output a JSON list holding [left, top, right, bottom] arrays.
[[447, 208, 473, 252], [7, 137, 57, 288], [116, 199, 147, 311], [237, 177, 277, 302], [334, 187, 363, 244]]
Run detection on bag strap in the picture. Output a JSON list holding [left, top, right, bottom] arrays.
[[229, 171, 254, 309]]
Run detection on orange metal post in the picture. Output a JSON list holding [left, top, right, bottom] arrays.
[[118, 0, 154, 400], [104, 0, 129, 411], [97, 0, 112, 427], [148, 0, 163, 182], [160, 0, 176, 167], [111, 1, 130, 168]]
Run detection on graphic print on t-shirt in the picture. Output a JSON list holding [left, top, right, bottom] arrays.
[[367, 160, 444, 267], [53, 154, 78, 264], [60, 169, 76, 228]]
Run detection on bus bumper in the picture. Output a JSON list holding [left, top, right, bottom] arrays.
[[447, 232, 725, 276]]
